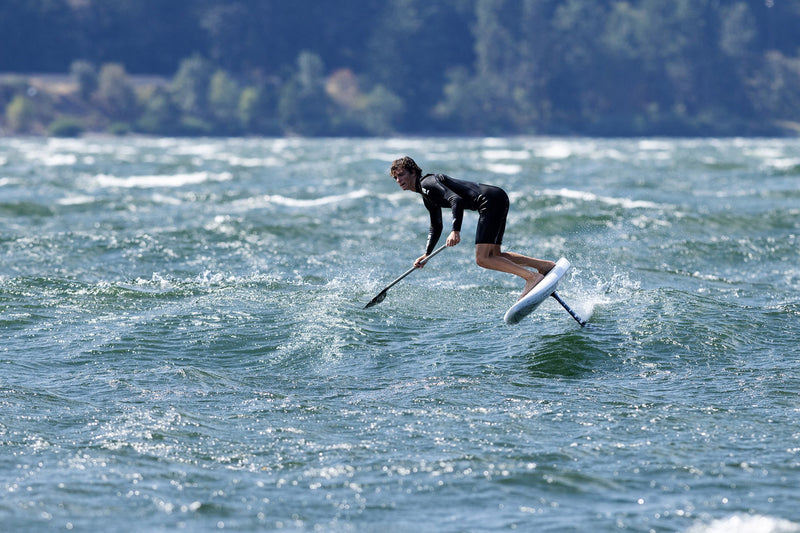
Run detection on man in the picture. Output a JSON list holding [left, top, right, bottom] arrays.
[[390, 156, 555, 300]]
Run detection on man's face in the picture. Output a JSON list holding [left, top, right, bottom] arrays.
[[392, 168, 416, 191]]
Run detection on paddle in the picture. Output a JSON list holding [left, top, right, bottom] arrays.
[[363, 245, 447, 309]]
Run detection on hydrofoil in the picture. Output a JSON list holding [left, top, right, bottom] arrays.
[[503, 257, 587, 326]]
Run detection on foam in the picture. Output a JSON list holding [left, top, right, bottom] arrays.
[[486, 163, 523, 175], [542, 187, 664, 209], [241, 189, 370, 209], [536, 142, 574, 159], [95, 171, 233, 188], [481, 149, 530, 160], [766, 158, 800, 171], [41, 153, 78, 166], [687, 514, 800, 533], [57, 195, 95, 206]]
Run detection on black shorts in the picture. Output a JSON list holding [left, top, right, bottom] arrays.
[[475, 186, 509, 246]]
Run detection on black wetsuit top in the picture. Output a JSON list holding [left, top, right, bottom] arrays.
[[417, 173, 510, 254]]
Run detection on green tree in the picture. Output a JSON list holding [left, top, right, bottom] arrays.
[[48, 116, 85, 137], [97, 63, 137, 122], [550, 0, 611, 129], [70, 60, 98, 101], [356, 84, 404, 136], [200, 3, 259, 73], [436, 0, 556, 134], [278, 51, 331, 135], [434, 0, 514, 133], [719, 2, 756, 59], [136, 86, 181, 135], [238, 81, 280, 135], [746, 51, 800, 125], [238, 87, 261, 133], [5, 94, 37, 133], [515, 0, 558, 129], [208, 69, 242, 133], [367, 0, 473, 132], [170, 54, 214, 119]]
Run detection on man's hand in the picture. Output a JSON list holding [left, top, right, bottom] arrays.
[[446, 231, 461, 247], [414, 254, 429, 268]]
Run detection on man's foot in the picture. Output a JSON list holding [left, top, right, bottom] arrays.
[[538, 260, 556, 276], [518, 272, 544, 301]]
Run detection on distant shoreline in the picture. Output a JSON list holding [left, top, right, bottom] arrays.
[[2, 70, 799, 139]]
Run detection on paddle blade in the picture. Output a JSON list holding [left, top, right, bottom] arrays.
[[363, 290, 387, 309], [363, 245, 446, 310]]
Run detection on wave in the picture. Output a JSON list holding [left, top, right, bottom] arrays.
[[56, 194, 96, 206], [540, 187, 666, 209], [481, 149, 530, 160], [236, 189, 370, 209], [533, 141, 575, 159], [766, 157, 800, 175], [486, 163, 524, 175], [94, 171, 233, 188], [687, 514, 800, 533]]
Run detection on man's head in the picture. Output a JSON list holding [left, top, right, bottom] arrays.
[[390, 156, 422, 192], [390, 156, 422, 180]]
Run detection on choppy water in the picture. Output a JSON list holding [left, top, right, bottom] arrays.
[[2, 136, 800, 532]]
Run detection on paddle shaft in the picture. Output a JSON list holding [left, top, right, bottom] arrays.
[[364, 245, 447, 308], [380, 244, 447, 290]]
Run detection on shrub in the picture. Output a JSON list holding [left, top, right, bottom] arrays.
[[70, 60, 98, 101], [178, 116, 212, 136], [5, 94, 36, 133], [108, 122, 131, 135], [97, 63, 137, 121], [48, 116, 85, 137], [137, 88, 181, 134]]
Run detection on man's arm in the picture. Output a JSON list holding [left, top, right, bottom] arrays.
[[423, 196, 443, 255]]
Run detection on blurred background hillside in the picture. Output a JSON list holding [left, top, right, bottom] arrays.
[[2, 0, 799, 137]]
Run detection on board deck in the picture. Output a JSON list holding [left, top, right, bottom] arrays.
[[503, 257, 571, 324]]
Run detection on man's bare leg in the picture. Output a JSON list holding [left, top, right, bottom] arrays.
[[497, 251, 555, 276], [475, 244, 553, 300]]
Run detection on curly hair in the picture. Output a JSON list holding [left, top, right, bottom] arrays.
[[390, 156, 422, 178]]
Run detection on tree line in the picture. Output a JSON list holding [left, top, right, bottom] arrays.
[[2, 0, 799, 137]]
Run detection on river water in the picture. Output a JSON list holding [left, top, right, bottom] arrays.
[[2, 136, 799, 532]]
